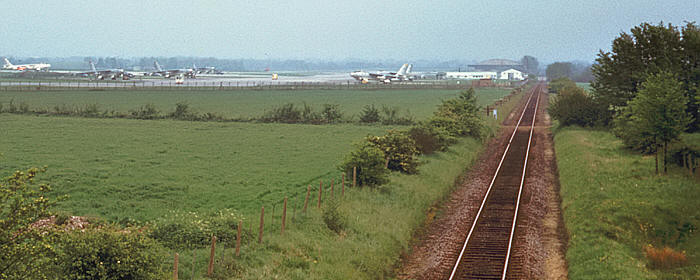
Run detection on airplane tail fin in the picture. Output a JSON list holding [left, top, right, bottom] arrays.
[[154, 61, 163, 72], [3, 58, 12, 67], [406, 64, 413, 74], [396, 64, 408, 76], [89, 60, 97, 73]]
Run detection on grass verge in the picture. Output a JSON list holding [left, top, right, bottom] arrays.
[[554, 127, 699, 279]]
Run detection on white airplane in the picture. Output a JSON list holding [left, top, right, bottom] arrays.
[[350, 63, 413, 83], [145, 61, 195, 78], [76, 61, 133, 80], [3, 58, 51, 71]]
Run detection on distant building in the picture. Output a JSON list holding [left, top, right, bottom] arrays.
[[469, 59, 524, 72], [442, 71, 498, 79], [498, 69, 525, 81]]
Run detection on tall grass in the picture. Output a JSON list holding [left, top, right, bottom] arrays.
[[555, 127, 699, 279]]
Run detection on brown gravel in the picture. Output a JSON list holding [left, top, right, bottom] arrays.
[[396, 88, 569, 279]]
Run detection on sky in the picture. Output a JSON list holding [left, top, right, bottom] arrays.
[[1, 0, 697, 63]]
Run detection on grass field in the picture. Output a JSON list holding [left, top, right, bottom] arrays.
[[554, 127, 699, 279], [0, 114, 393, 221], [0, 88, 511, 120]]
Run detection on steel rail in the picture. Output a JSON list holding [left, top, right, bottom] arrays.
[[448, 83, 542, 280]]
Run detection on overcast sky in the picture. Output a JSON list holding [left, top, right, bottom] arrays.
[[1, 0, 697, 63]]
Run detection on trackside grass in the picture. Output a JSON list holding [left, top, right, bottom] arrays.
[[554, 127, 699, 279]]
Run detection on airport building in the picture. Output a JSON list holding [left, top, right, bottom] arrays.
[[437, 68, 524, 81]]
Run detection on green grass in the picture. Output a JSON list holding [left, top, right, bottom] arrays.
[[554, 127, 699, 279], [0, 114, 392, 221], [0, 88, 511, 120], [164, 137, 485, 280]]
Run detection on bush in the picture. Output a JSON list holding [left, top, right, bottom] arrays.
[[129, 103, 160, 120], [366, 130, 419, 174], [549, 85, 609, 127], [359, 104, 381, 123], [322, 199, 345, 234], [433, 88, 487, 139], [381, 106, 415, 125], [149, 209, 244, 250], [408, 124, 456, 154], [56, 226, 167, 279], [321, 103, 343, 123], [548, 77, 577, 94], [612, 108, 657, 153], [169, 102, 198, 120], [339, 142, 389, 187], [261, 103, 302, 123]]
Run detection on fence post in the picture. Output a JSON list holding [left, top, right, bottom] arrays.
[[281, 197, 287, 235], [191, 250, 195, 280], [318, 180, 323, 209], [342, 173, 345, 196], [353, 167, 357, 187], [258, 206, 265, 243], [207, 235, 216, 276], [303, 185, 310, 212], [236, 220, 242, 257], [173, 253, 179, 280]]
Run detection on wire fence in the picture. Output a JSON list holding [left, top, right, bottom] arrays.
[[0, 79, 522, 92]]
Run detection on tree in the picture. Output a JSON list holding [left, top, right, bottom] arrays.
[[619, 72, 693, 174], [592, 22, 698, 130], [1, 167, 58, 279], [546, 62, 572, 80], [521, 55, 539, 74]]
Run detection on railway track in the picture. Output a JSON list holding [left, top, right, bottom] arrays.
[[448, 83, 543, 280]]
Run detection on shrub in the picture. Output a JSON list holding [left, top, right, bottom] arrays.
[[18, 102, 29, 114], [261, 103, 302, 123], [359, 104, 381, 123], [322, 199, 345, 234], [56, 226, 167, 279], [408, 124, 456, 154], [321, 103, 343, 123], [549, 85, 609, 127], [129, 103, 160, 120], [339, 142, 389, 187], [644, 245, 688, 269], [149, 209, 244, 250], [548, 77, 577, 94], [612, 108, 657, 153], [381, 106, 415, 125], [169, 102, 198, 120], [301, 103, 322, 124], [433, 88, 487, 139], [366, 130, 419, 174], [79, 103, 100, 117]]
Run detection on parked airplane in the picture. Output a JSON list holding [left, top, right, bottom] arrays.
[[3, 58, 51, 71], [145, 61, 195, 78], [75, 61, 134, 80], [193, 64, 223, 75], [350, 63, 413, 83]]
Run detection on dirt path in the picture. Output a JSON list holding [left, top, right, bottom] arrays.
[[396, 88, 568, 279]]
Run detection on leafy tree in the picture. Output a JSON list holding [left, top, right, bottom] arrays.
[[431, 88, 486, 139], [521, 55, 539, 74], [592, 22, 698, 130], [546, 62, 572, 80], [549, 84, 608, 127], [548, 77, 577, 94], [617, 72, 693, 174], [0, 167, 58, 279], [339, 142, 389, 187], [366, 130, 419, 174]]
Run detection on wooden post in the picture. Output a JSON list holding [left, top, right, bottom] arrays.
[[207, 235, 216, 276], [342, 173, 345, 196], [191, 250, 195, 280], [303, 185, 310, 212], [318, 180, 323, 209], [173, 253, 179, 280], [236, 220, 242, 257], [258, 206, 265, 244], [331, 179, 334, 199], [353, 167, 357, 187], [281, 197, 287, 235]]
